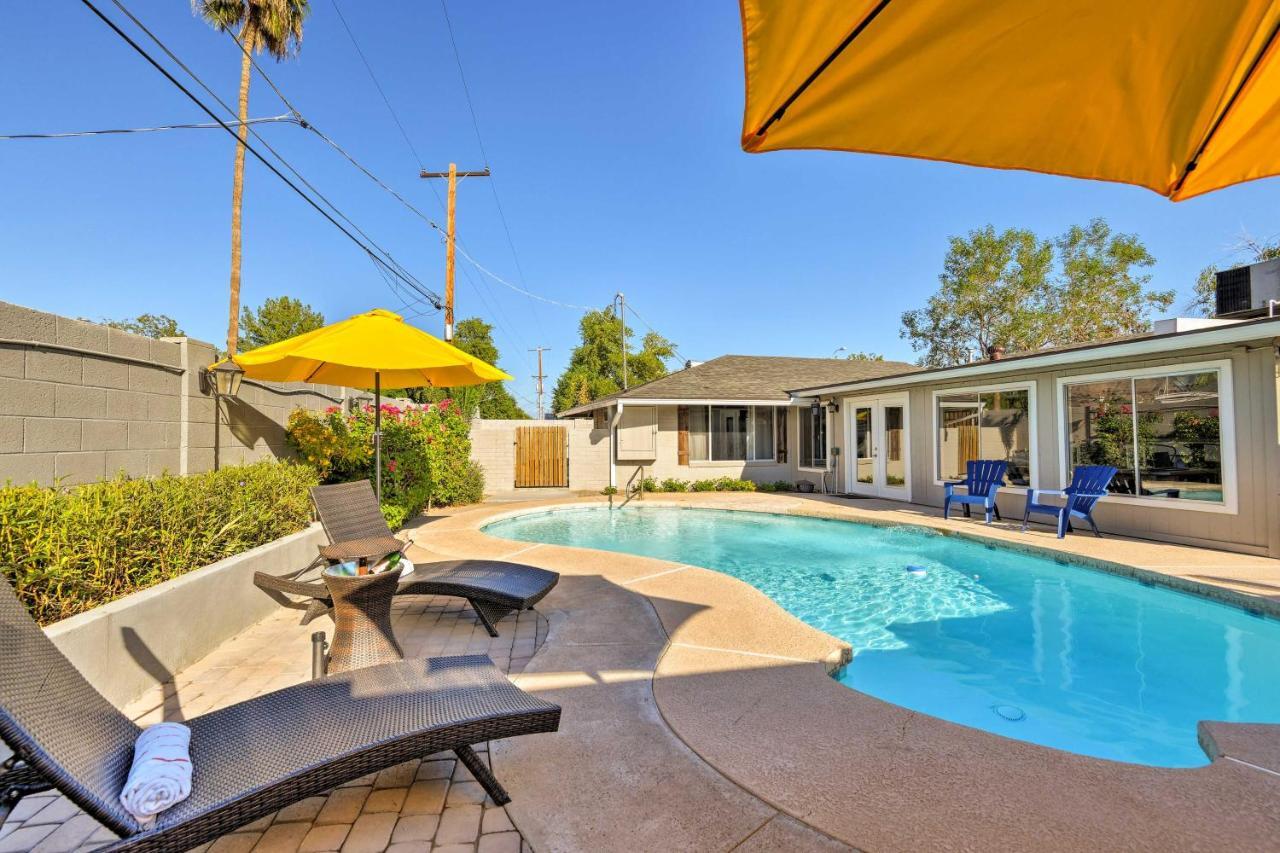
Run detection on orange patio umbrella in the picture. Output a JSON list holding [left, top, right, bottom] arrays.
[[739, 0, 1280, 200]]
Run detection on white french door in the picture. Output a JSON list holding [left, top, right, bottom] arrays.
[[844, 393, 910, 500]]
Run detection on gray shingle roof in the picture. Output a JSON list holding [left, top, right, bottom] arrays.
[[558, 355, 917, 416]]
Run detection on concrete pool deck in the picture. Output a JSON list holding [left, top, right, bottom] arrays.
[[410, 492, 1280, 852]]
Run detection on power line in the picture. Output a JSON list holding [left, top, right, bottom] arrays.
[[87, 0, 441, 309], [327, 0, 425, 169], [437, 0, 548, 342], [625, 302, 688, 365], [0, 114, 296, 140]]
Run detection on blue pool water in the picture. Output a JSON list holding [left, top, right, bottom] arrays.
[[484, 506, 1280, 767]]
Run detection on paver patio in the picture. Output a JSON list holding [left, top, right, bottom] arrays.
[[5, 492, 1280, 852]]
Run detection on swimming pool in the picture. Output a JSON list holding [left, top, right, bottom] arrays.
[[484, 505, 1280, 767]]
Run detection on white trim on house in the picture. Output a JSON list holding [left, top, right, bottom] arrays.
[[1053, 359, 1238, 515], [790, 317, 1280, 398], [602, 397, 814, 408], [930, 380, 1039, 491]]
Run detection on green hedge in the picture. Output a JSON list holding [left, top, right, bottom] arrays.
[[0, 461, 319, 625]]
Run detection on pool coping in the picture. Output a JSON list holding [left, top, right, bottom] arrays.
[[411, 493, 1280, 851]]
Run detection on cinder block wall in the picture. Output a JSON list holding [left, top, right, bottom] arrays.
[[470, 418, 609, 494], [0, 300, 359, 486]]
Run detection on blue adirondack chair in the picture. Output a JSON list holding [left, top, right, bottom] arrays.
[[943, 460, 1009, 524], [1021, 465, 1118, 538]]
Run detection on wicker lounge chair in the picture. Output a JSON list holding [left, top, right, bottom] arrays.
[[254, 480, 559, 637], [0, 579, 560, 851]]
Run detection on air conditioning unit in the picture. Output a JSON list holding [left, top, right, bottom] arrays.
[[1215, 257, 1280, 318]]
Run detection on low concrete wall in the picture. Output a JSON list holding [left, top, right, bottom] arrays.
[[45, 522, 327, 708], [470, 418, 610, 494]]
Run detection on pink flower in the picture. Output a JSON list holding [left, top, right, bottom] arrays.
[[438, 399, 452, 411], [1120, 404, 1132, 415], [386, 459, 398, 473], [324, 405, 340, 414]]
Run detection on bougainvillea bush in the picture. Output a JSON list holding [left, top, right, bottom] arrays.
[[287, 400, 484, 527]]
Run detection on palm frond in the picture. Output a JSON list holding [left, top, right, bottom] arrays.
[[192, 0, 247, 32]]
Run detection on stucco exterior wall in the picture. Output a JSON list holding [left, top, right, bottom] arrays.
[[470, 418, 610, 494], [0, 300, 362, 486], [612, 404, 806, 489], [829, 340, 1280, 557]]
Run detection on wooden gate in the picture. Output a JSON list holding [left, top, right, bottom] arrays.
[[514, 426, 568, 488]]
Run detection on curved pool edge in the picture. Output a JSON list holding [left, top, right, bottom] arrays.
[[412, 494, 1280, 852]]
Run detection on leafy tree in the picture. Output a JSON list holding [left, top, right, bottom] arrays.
[[845, 351, 884, 361], [412, 317, 529, 419], [238, 296, 324, 350], [1187, 237, 1280, 316], [99, 314, 184, 338], [552, 307, 676, 413], [900, 225, 1054, 367], [1051, 218, 1170, 343], [194, 0, 310, 356], [901, 219, 1172, 367]]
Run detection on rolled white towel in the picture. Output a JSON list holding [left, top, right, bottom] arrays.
[[119, 722, 192, 827]]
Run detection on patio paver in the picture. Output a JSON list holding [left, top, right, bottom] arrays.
[[0, 593, 547, 853]]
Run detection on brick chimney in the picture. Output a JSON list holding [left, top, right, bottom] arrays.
[[986, 344, 1006, 361]]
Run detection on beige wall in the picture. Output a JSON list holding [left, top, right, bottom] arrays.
[[0, 300, 363, 487], [612, 404, 810, 489], [470, 418, 610, 494], [829, 339, 1280, 557]]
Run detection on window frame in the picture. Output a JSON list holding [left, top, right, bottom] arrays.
[[1055, 359, 1237, 514], [797, 404, 829, 472], [930, 380, 1038, 490], [684, 404, 783, 464]]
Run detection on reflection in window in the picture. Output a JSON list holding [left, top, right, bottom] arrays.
[[854, 406, 872, 483], [936, 389, 1031, 486], [750, 406, 775, 461], [711, 405, 747, 461], [683, 405, 783, 463], [687, 405, 709, 462], [1063, 371, 1223, 502], [884, 406, 905, 486], [800, 405, 827, 469]]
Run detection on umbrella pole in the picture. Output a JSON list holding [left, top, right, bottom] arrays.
[[374, 372, 382, 503]]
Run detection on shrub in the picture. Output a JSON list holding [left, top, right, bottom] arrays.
[[715, 477, 756, 492], [287, 399, 484, 525], [639, 476, 659, 492], [690, 479, 718, 492], [0, 461, 319, 625], [757, 481, 776, 493], [601, 486, 618, 496], [772, 480, 793, 492], [659, 478, 689, 492]]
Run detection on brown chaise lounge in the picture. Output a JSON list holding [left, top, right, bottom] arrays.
[[254, 480, 559, 637], [0, 579, 560, 852]]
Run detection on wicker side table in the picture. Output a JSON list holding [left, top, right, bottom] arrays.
[[322, 568, 404, 674]]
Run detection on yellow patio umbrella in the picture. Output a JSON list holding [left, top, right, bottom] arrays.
[[739, 0, 1280, 200], [222, 308, 511, 500]]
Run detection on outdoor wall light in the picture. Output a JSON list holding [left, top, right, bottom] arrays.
[[208, 361, 245, 398], [826, 401, 840, 414]]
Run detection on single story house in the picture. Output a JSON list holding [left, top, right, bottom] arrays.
[[559, 354, 916, 490], [564, 316, 1280, 558]]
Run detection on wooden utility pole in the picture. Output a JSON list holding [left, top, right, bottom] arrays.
[[529, 346, 551, 419], [420, 164, 490, 341]]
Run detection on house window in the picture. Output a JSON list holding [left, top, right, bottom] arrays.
[[683, 405, 783, 463], [799, 405, 827, 469], [936, 388, 1031, 486], [1063, 368, 1225, 504], [592, 408, 608, 430]]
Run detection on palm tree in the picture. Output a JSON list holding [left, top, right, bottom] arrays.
[[193, 0, 310, 356]]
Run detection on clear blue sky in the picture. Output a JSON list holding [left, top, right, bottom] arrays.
[[3, 1, 1278, 412]]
